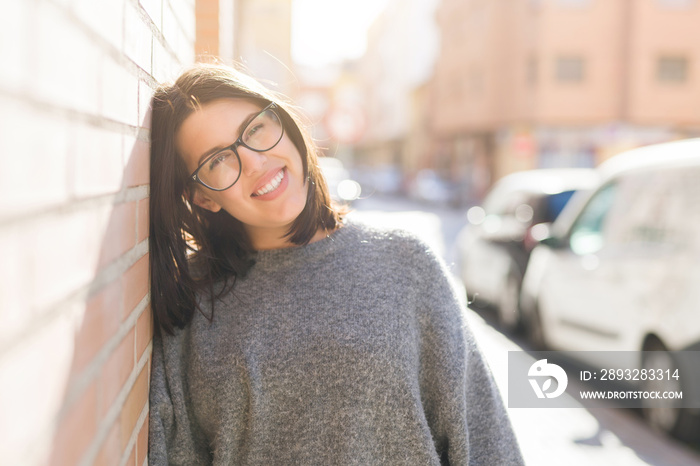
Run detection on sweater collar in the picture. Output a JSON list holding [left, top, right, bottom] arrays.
[[250, 219, 365, 271]]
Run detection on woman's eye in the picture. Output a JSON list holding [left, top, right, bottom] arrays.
[[208, 152, 229, 170], [245, 123, 265, 142]]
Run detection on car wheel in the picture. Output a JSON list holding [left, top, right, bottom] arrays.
[[641, 341, 700, 442], [497, 273, 522, 334]]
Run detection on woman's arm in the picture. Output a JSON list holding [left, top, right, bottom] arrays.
[[148, 331, 211, 465], [413, 240, 524, 465]]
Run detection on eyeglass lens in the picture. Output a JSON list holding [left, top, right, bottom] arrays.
[[197, 107, 283, 190]]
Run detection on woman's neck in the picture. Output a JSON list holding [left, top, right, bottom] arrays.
[[247, 225, 332, 251]]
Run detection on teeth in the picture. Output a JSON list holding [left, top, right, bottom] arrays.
[[254, 169, 284, 196]]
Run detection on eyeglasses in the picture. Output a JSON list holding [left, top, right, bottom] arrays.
[[189, 103, 284, 191]]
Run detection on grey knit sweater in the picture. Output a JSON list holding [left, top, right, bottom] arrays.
[[148, 220, 524, 465]]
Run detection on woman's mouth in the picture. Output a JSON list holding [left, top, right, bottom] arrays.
[[252, 168, 286, 198]]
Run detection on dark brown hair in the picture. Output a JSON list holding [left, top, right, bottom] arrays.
[[149, 63, 342, 335]]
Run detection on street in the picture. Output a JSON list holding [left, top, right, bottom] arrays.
[[350, 193, 700, 466]]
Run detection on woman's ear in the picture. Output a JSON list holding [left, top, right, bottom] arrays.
[[190, 187, 222, 213]]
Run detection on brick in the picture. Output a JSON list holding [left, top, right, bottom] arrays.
[[0, 100, 70, 220], [170, 0, 196, 40], [135, 305, 153, 360], [123, 133, 151, 187], [175, 19, 196, 65], [138, 81, 154, 128], [0, 315, 75, 465], [0, 0, 30, 91], [120, 365, 149, 449], [100, 56, 139, 126], [136, 413, 149, 466], [49, 383, 98, 466], [141, 0, 163, 29], [97, 201, 138, 270], [162, 2, 180, 50], [136, 198, 150, 243], [125, 2, 153, 74], [165, 0, 196, 66], [33, 2, 100, 115], [72, 0, 124, 52], [122, 255, 149, 319], [152, 39, 180, 84], [94, 421, 120, 466], [71, 124, 124, 198], [151, 40, 168, 83], [177, 37, 196, 65], [0, 226, 30, 346], [100, 329, 136, 417], [163, 1, 195, 62], [71, 280, 123, 377], [28, 210, 101, 312]]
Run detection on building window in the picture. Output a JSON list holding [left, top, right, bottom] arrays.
[[657, 56, 688, 83], [556, 56, 585, 82]]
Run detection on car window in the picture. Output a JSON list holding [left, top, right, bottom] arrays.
[[627, 166, 700, 249], [605, 168, 697, 249], [603, 171, 655, 247], [569, 182, 617, 255], [569, 167, 700, 253], [544, 190, 576, 223]]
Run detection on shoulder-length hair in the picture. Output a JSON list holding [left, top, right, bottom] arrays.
[[149, 63, 342, 335]]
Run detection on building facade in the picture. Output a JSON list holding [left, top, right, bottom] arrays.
[[431, 0, 700, 196], [353, 0, 440, 194]]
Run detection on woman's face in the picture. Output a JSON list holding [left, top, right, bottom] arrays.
[[176, 98, 308, 244]]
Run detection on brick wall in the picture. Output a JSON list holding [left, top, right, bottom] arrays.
[[0, 0, 194, 464]]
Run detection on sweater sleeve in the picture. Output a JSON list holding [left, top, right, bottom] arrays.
[[148, 331, 211, 465], [413, 239, 524, 466]]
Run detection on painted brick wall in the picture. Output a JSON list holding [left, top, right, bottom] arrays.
[[0, 0, 194, 464]]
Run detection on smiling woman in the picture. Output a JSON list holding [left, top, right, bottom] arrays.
[[176, 99, 313, 249], [149, 63, 339, 333], [147, 63, 524, 465]]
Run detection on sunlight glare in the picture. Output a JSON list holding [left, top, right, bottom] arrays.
[[292, 0, 390, 66]]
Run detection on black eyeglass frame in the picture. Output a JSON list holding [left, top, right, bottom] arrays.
[[189, 102, 284, 191]]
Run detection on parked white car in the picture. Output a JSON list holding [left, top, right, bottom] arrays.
[[456, 168, 598, 332], [520, 139, 700, 441]]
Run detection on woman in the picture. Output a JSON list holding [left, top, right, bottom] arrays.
[[148, 63, 523, 465]]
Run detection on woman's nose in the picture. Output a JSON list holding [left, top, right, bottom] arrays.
[[238, 145, 267, 177]]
